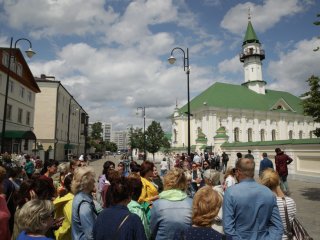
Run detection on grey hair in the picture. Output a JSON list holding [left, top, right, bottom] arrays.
[[58, 162, 70, 174], [203, 169, 220, 186], [18, 199, 54, 235]]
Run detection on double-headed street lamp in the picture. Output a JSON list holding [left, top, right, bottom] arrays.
[[1, 37, 36, 153], [137, 107, 146, 161], [168, 47, 191, 156]]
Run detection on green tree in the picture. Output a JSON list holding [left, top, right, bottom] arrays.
[[105, 141, 118, 152], [91, 122, 103, 140], [301, 75, 320, 137], [129, 127, 144, 151], [145, 121, 169, 160]]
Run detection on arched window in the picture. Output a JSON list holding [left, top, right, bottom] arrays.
[[309, 131, 313, 139], [260, 129, 265, 141], [272, 130, 276, 141], [289, 130, 293, 140], [173, 129, 177, 143], [299, 131, 303, 139], [248, 128, 253, 142], [234, 127, 239, 142]]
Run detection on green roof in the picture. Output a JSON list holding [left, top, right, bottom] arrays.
[[243, 21, 260, 45], [178, 82, 304, 115], [221, 138, 320, 147]]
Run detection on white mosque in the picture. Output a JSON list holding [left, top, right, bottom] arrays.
[[171, 17, 319, 153]]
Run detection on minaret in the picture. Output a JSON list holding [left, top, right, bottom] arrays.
[[173, 99, 180, 117], [240, 10, 266, 94]]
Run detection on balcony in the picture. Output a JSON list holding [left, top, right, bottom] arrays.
[[239, 49, 265, 62]]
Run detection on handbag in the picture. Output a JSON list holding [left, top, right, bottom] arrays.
[[282, 197, 313, 240], [292, 217, 313, 240]]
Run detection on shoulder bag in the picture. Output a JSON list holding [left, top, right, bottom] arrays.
[[282, 197, 313, 240]]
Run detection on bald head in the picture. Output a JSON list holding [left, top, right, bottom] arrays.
[[236, 158, 255, 179]]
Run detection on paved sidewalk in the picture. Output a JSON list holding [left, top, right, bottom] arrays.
[[90, 158, 320, 239]]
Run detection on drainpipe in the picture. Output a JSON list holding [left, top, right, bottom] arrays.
[[77, 107, 82, 156], [67, 96, 73, 160], [54, 83, 61, 161]]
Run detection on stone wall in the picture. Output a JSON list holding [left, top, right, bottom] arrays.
[[222, 143, 320, 183]]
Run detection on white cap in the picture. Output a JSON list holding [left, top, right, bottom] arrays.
[[79, 155, 84, 161]]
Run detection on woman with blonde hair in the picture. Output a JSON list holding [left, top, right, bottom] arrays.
[[202, 169, 224, 234], [17, 199, 54, 240], [178, 186, 230, 240], [150, 168, 192, 240], [260, 168, 296, 240], [71, 166, 98, 240]]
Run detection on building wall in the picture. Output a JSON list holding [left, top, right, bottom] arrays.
[[222, 143, 320, 183], [0, 71, 37, 154], [34, 83, 57, 140], [111, 131, 128, 150], [102, 123, 112, 142], [172, 107, 319, 149], [34, 79, 86, 160]]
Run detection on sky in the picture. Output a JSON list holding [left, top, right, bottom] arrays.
[[0, 0, 319, 132]]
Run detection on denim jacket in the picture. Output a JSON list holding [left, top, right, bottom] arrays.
[[223, 179, 283, 240], [150, 190, 192, 240], [71, 192, 97, 240]]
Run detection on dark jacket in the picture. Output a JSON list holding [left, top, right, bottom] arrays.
[[275, 152, 293, 176], [259, 158, 274, 176], [93, 205, 147, 240]]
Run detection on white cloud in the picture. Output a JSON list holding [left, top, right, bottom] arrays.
[[29, 41, 214, 130], [2, 0, 119, 38], [218, 55, 242, 74], [104, 0, 178, 46], [221, 0, 304, 35], [267, 38, 320, 94]]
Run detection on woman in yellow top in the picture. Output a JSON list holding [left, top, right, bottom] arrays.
[[53, 174, 74, 240], [138, 161, 159, 203]]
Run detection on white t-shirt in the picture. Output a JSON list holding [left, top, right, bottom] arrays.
[[225, 175, 236, 189], [160, 161, 168, 170]]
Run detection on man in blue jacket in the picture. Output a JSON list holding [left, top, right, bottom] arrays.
[[259, 152, 274, 176], [223, 158, 283, 240]]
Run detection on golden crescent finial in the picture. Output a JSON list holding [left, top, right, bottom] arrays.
[[248, 7, 251, 21]]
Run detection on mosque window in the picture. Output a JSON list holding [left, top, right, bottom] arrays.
[[173, 129, 177, 143], [260, 129, 265, 141], [248, 128, 253, 142], [271, 130, 276, 141], [309, 131, 313, 139], [234, 127, 239, 142], [299, 131, 303, 139], [289, 130, 293, 140]]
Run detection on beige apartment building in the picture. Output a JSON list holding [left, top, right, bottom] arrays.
[[0, 47, 40, 154], [34, 74, 88, 161]]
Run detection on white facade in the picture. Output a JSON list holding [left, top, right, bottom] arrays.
[[34, 75, 87, 161], [102, 122, 112, 142], [172, 108, 318, 150], [111, 130, 128, 150], [0, 48, 40, 154]]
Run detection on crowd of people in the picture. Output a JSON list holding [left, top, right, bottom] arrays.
[[0, 147, 297, 240]]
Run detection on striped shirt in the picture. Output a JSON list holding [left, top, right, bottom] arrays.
[[276, 196, 296, 240]]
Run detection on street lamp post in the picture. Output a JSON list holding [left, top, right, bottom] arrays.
[[1, 37, 36, 153], [168, 47, 191, 156], [137, 107, 146, 161]]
